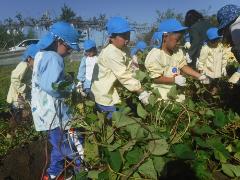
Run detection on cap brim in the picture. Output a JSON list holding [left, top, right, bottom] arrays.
[[208, 36, 222, 41], [175, 26, 188, 32], [69, 43, 80, 51], [37, 33, 55, 50]]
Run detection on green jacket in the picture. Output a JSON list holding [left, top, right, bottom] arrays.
[[188, 19, 211, 69]]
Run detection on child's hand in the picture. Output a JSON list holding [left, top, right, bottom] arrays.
[[175, 75, 186, 86]]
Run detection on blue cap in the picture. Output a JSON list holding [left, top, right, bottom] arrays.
[[21, 44, 39, 61], [136, 41, 147, 51], [106, 16, 133, 35], [158, 19, 188, 33], [184, 33, 190, 42], [206, 27, 222, 41], [37, 21, 80, 51], [130, 47, 138, 56], [217, 5, 240, 33], [83, 40, 96, 51], [151, 32, 162, 48]]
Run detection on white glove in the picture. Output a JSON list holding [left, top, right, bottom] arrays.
[[76, 82, 87, 97], [222, 69, 227, 76], [228, 72, 240, 84], [184, 42, 191, 49], [175, 75, 186, 86], [17, 95, 25, 108], [138, 91, 151, 105], [76, 81, 82, 88], [186, 53, 192, 63], [198, 74, 210, 84]]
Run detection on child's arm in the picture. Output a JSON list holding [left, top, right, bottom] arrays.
[[11, 62, 28, 96], [77, 57, 86, 82], [181, 65, 201, 79], [153, 76, 175, 84], [38, 55, 66, 98], [197, 46, 208, 72], [108, 53, 143, 93]]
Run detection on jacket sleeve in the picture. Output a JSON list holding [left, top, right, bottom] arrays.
[[38, 55, 66, 98], [77, 56, 86, 82], [11, 62, 28, 95], [197, 46, 208, 71], [107, 53, 141, 92]]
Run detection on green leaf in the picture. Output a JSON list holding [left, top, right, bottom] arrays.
[[84, 139, 99, 163], [206, 137, 230, 160], [135, 70, 147, 81], [125, 123, 147, 140], [125, 147, 143, 165], [106, 126, 114, 144], [187, 99, 195, 110], [222, 164, 236, 177], [87, 170, 101, 179], [195, 137, 209, 148], [173, 144, 195, 160], [205, 109, 214, 117], [167, 85, 178, 100], [193, 161, 212, 180], [112, 112, 136, 128], [148, 94, 158, 106], [75, 170, 88, 180], [137, 103, 148, 119], [85, 100, 95, 107], [214, 150, 227, 163], [108, 139, 122, 152], [148, 139, 169, 155], [105, 149, 122, 172], [214, 110, 227, 128], [152, 156, 165, 175], [86, 113, 98, 121], [120, 140, 136, 153], [139, 159, 157, 179], [193, 125, 216, 135], [152, 88, 161, 98]]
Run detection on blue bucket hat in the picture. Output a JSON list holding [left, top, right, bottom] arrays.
[[217, 5, 240, 33], [106, 16, 133, 35], [130, 41, 147, 56], [130, 47, 138, 57], [21, 44, 39, 61], [136, 41, 147, 51], [158, 19, 188, 33], [156, 19, 188, 47], [83, 40, 96, 51], [37, 21, 80, 51], [151, 32, 162, 48], [206, 27, 222, 41]]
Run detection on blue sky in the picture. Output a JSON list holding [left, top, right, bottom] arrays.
[[1, 0, 239, 24]]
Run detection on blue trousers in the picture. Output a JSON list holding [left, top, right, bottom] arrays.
[[47, 127, 82, 176], [95, 103, 116, 119]]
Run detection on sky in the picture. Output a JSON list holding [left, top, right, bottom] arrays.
[[1, 0, 239, 24]]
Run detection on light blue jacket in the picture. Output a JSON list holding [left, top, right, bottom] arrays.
[[31, 51, 71, 131], [77, 56, 91, 89]]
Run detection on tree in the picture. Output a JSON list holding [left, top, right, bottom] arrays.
[[25, 27, 36, 39], [156, 9, 184, 23], [59, 4, 76, 22]]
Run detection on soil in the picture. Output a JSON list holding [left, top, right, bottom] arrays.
[[0, 138, 48, 180]]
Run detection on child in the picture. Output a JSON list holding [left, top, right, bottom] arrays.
[[91, 17, 150, 119], [197, 27, 228, 79], [31, 21, 83, 180], [151, 32, 161, 48], [7, 44, 39, 122], [130, 41, 147, 72], [145, 19, 209, 101], [217, 4, 240, 84], [77, 39, 98, 96]]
